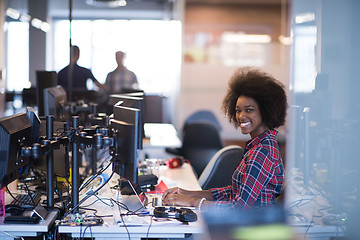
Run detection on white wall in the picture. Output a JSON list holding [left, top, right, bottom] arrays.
[[177, 42, 290, 141]]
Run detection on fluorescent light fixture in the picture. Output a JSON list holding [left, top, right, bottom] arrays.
[[40, 22, 51, 32], [31, 18, 51, 32], [222, 32, 271, 44], [279, 35, 292, 45], [86, 0, 127, 7], [295, 12, 315, 24], [20, 13, 31, 22], [31, 18, 43, 29], [6, 8, 20, 20]]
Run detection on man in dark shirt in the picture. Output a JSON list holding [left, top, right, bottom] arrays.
[[58, 45, 104, 93]]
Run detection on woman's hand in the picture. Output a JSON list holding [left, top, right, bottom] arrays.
[[162, 187, 189, 200], [162, 192, 198, 207]]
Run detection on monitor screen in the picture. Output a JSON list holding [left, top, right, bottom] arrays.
[[36, 71, 58, 117], [26, 106, 41, 144], [112, 97, 143, 150], [0, 113, 32, 188], [110, 108, 139, 184], [43, 85, 68, 121]]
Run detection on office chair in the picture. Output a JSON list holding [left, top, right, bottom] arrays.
[[166, 121, 224, 177], [184, 110, 222, 132], [198, 145, 243, 190]]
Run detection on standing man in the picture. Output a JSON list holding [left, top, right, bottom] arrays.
[[58, 45, 104, 100], [104, 51, 138, 94]]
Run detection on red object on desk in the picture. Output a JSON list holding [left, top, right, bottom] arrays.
[[146, 180, 168, 194]]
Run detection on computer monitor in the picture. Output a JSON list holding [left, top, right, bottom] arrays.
[[110, 94, 144, 149], [43, 85, 68, 121], [0, 113, 32, 188], [110, 108, 140, 184], [26, 106, 41, 144], [36, 71, 58, 117]]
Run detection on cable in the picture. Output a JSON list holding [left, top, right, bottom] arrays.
[[79, 159, 112, 192], [146, 216, 154, 240], [62, 169, 115, 219]]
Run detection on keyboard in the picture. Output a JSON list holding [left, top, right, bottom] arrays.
[[10, 192, 42, 210]]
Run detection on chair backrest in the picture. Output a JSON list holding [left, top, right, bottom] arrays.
[[198, 145, 244, 190], [184, 110, 222, 132], [181, 121, 224, 177]]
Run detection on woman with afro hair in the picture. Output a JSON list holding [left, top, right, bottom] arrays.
[[162, 67, 287, 209]]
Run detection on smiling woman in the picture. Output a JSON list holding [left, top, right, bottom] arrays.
[[161, 67, 287, 209]]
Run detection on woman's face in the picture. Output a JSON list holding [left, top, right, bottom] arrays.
[[235, 96, 268, 139]]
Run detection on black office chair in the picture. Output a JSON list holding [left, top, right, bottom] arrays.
[[166, 121, 224, 177], [184, 110, 222, 132], [198, 145, 243, 190]]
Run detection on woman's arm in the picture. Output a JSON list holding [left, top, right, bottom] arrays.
[[162, 187, 214, 207]]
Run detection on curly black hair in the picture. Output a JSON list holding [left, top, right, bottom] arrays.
[[222, 67, 287, 129]]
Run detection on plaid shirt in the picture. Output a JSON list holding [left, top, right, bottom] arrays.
[[105, 68, 138, 94], [210, 130, 284, 208]]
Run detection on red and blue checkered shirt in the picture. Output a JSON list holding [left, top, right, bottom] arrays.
[[210, 130, 284, 208]]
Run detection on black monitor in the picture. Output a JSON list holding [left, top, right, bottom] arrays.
[[43, 85, 68, 121], [110, 94, 144, 150], [110, 108, 140, 184], [0, 113, 32, 188], [26, 106, 41, 144], [36, 71, 58, 117]]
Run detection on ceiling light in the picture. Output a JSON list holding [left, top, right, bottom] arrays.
[[20, 13, 31, 22], [6, 8, 20, 20], [86, 0, 127, 8], [279, 35, 292, 45], [222, 32, 271, 44], [295, 12, 315, 24]]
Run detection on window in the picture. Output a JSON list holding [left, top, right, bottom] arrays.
[[53, 19, 182, 95], [6, 21, 30, 91]]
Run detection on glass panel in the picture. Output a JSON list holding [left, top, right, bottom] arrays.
[[287, 0, 360, 237]]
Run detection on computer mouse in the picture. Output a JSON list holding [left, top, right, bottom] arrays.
[[5, 204, 26, 216]]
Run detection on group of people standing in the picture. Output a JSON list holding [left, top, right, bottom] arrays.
[[57, 45, 138, 96]]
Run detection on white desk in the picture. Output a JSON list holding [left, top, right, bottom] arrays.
[[142, 123, 182, 160], [143, 123, 181, 148], [58, 163, 205, 239], [0, 211, 58, 240]]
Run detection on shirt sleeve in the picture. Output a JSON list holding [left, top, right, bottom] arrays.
[[210, 185, 233, 201], [212, 147, 275, 208]]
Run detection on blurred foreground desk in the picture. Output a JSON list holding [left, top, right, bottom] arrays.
[[58, 163, 205, 239], [0, 211, 58, 240], [291, 225, 346, 239]]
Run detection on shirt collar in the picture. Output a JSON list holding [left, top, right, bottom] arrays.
[[245, 129, 278, 149]]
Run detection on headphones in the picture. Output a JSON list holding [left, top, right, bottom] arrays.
[[167, 156, 185, 169], [153, 206, 197, 222]]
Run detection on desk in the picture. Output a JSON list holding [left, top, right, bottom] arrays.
[[142, 123, 182, 160], [58, 163, 205, 239], [0, 211, 58, 240], [291, 225, 346, 239], [143, 123, 181, 148]]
